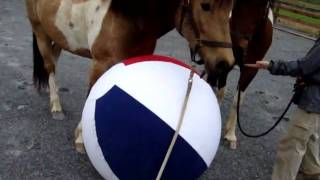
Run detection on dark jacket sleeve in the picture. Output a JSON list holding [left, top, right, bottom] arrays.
[[268, 38, 320, 77], [268, 60, 302, 77]]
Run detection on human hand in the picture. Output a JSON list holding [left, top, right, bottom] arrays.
[[245, 60, 270, 69]]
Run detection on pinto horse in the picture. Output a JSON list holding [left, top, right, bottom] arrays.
[[220, 0, 274, 149], [25, 0, 235, 152]]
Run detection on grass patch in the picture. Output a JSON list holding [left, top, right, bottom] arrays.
[[279, 0, 320, 10], [279, 19, 319, 37], [299, 0, 320, 5], [278, 9, 320, 26]]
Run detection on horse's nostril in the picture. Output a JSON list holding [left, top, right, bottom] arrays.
[[215, 61, 230, 74], [207, 73, 218, 87]]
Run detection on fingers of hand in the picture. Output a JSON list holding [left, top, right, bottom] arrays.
[[257, 61, 270, 69], [244, 64, 259, 68]]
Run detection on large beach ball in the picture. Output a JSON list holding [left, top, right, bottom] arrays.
[[82, 55, 221, 180]]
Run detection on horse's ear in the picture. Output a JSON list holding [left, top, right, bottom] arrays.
[[220, 0, 235, 10], [175, 3, 194, 38], [232, 0, 236, 9], [269, 0, 276, 9]]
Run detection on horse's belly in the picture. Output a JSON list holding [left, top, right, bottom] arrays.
[[55, 0, 112, 52]]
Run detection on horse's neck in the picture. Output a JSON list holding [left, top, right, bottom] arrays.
[[233, 3, 270, 24], [110, 0, 181, 38]]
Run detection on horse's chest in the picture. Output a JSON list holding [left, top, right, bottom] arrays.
[[55, 0, 111, 51]]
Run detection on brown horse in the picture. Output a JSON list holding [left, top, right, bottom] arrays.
[[25, 0, 235, 152], [218, 0, 274, 149]]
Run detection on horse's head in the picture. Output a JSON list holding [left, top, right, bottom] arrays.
[[176, 0, 235, 87]]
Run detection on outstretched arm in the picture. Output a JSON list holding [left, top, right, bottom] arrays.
[[245, 60, 302, 77], [246, 39, 320, 77]]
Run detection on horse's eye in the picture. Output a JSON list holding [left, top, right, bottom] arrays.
[[201, 3, 211, 11]]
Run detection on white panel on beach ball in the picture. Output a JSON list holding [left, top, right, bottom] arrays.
[[82, 55, 221, 180]]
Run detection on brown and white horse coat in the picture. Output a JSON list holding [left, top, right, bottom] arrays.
[[26, 0, 235, 152], [55, 0, 112, 52], [223, 0, 274, 149]]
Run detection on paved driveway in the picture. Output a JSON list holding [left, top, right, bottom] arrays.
[[0, 0, 314, 179]]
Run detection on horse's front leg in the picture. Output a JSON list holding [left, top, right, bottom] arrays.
[[74, 29, 158, 152], [224, 89, 246, 149], [217, 74, 228, 105], [75, 59, 117, 153], [214, 74, 243, 149], [224, 66, 258, 149], [203, 74, 226, 104], [217, 87, 226, 105]]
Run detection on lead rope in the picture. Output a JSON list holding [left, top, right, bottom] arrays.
[[156, 68, 195, 180], [235, 10, 294, 137], [236, 87, 294, 138]]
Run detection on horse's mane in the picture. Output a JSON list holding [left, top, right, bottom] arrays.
[[270, 0, 276, 9], [111, 0, 149, 16], [110, 0, 179, 17], [234, 0, 270, 6], [233, 0, 274, 12]]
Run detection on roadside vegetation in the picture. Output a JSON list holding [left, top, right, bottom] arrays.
[[278, 9, 320, 26], [279, 0, 320, 10], [274, 0, 320, 38]]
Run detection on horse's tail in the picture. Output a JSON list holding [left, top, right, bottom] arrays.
[[33, 34, 49, 90]]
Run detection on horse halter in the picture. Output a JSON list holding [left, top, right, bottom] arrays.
[[179, 0, 233, 65]]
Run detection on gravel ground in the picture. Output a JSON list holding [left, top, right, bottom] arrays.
[[0, 0, 315, 180]]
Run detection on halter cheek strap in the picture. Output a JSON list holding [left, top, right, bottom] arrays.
[[179, 0, 233, 65]]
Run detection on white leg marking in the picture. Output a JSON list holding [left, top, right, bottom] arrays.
[[217, 87, 226, 105], [224, 90, 246, 149], [75, 121, 85, 153], [49, 73, 62, 113]]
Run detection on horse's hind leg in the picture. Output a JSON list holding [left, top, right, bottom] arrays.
[[49, 43, 63, 119], [32, 28, 64, 120]]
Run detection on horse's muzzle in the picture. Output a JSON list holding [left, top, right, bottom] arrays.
[[206, 61, 232, 87]]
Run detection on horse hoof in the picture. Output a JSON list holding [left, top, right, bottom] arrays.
[[75, 133, 86, 154], [229, 141, 237, 150], [52, 112, 65, 120], [75, 141, 86, 154]]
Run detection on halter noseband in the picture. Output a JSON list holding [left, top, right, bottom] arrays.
[[179, 0, 233, 65]]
